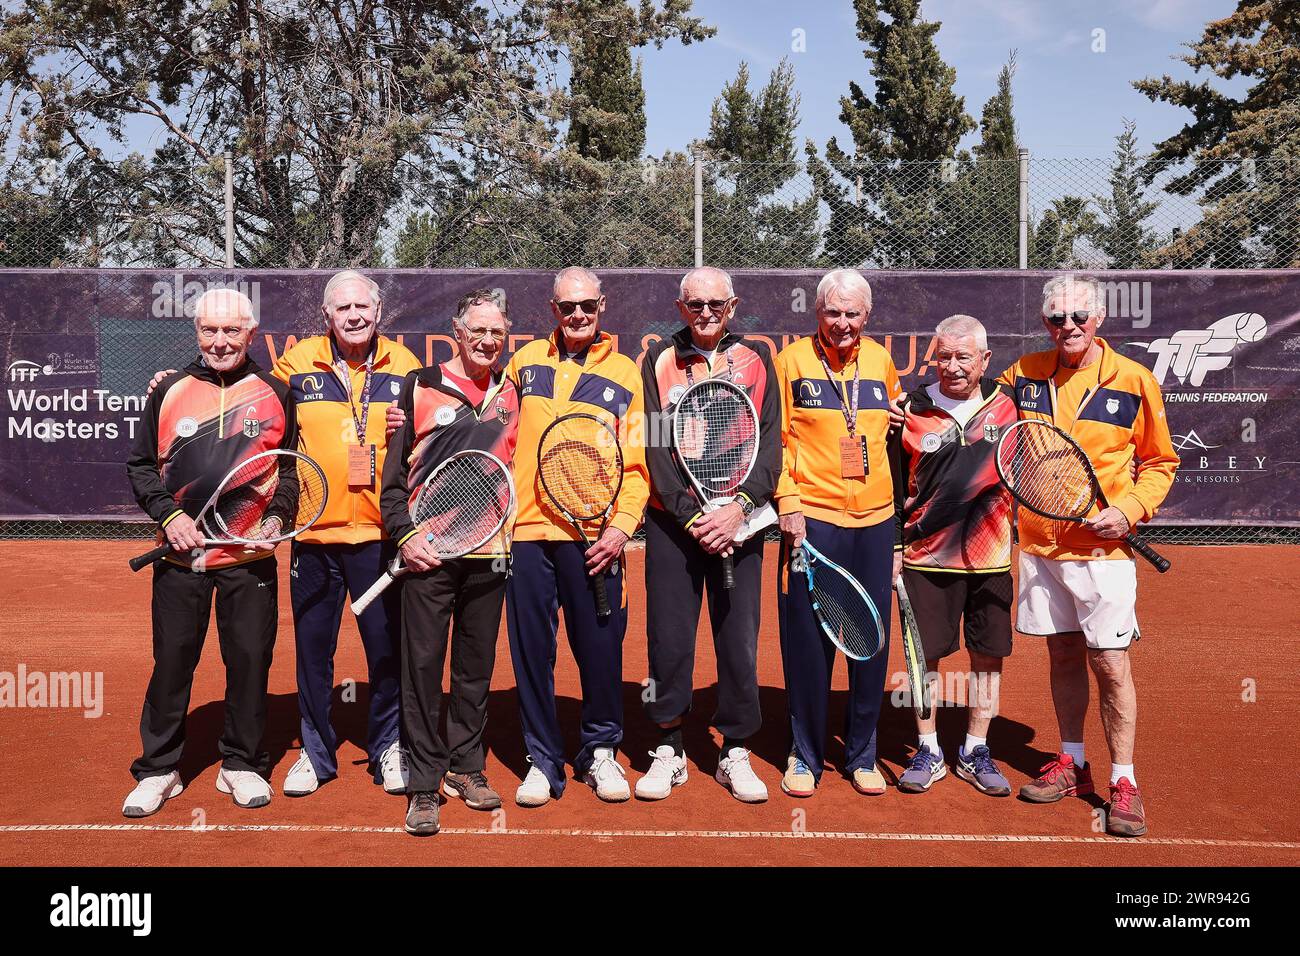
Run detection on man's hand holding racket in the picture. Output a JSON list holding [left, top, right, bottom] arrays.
[[399, 533, 443, 573], [585, 526, 629, 576], [1085, 506, 1131, 539], [163, 512, 205, 553], [690, 500, 745, 556], [780, 511, 806, 549]]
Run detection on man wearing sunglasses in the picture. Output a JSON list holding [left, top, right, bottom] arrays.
[[635, 267, 782, 803], [504, 267, 650, 807], [996, 275, 1178, 837]]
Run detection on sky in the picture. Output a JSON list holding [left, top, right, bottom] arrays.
[[636, 0, 1243, 158]]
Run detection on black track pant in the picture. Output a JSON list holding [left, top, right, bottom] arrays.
[[642, 507, 764, 740], [131, 557, 278, 780], [400, 557, 507, 792]]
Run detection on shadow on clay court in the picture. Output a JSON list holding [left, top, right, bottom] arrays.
[[175, 686, 373, 785], [173, 676, 1060, 794]]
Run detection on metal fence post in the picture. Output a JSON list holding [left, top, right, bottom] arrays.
[[693, 154, 703, 268], [223, 150, 235, 269], [1018, 148, 1029, 270]]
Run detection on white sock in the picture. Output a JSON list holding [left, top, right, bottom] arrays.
[[964, 734, 987, 755], [1062, 741, 1086, 768], [1111, 764, 1136, 786], [919, 732, 941, 757]]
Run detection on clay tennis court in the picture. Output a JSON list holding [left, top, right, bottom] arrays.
[[1, 539, 1296, 867]]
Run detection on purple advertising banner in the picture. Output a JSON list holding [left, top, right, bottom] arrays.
[[2, 269, 1298, 525]]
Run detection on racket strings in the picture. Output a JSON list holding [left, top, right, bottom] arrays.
[[1000, 425, 1094, 519], [213, 452, 328, 540], [539, 432, 620, 519], [212, 457, 279, 538], [806, 561, 883, 660], [412, 456, 512, 556], [674, 386, 757, 498]]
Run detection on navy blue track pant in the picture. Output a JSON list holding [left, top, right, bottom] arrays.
[[778, 516, 894, 782], [506, 540, 626, 797], [290, 540, 401, 783]]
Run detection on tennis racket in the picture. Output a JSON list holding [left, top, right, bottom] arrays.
[[789, 540, 885, 661], [894, 576, 932, 720], [538, 412, 624, 619], [129, 449, 328, 571], [995, 419, 1170, 572], [350, 450, 515, 616], [671, 378, 759, 589]]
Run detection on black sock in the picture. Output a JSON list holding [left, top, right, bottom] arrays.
[[722, 737, 746, 757], [660, 725, 684, 756]]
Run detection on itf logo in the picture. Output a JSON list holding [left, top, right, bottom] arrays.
[[1136, 313, 1266, 387]]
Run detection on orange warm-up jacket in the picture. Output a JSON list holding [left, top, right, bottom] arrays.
[[997, 336, 1179, 561]]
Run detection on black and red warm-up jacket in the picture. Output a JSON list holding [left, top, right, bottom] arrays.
[[126, 357, 298, 569], [641, 326, 782, 529], [379, 364, 520, 559], [897, 377, 1018, 573]]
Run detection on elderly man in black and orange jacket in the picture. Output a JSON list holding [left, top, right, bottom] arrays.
[[636, 266, 782, 805], [380, 288, 519, 837], [895, 314, 1019, 800], [124, 287, 298, 817]]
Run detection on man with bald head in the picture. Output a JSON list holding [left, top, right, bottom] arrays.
[[635, 266, 781, 803], [124, 287, 298, 816]]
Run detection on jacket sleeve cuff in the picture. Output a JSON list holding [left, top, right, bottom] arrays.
[[396, 527, 420, 547], [159, 508, 186, 528], [776, 495, 802, 516], [610, 512, 641, 539], [682, 510, 705, 530], [1116, 495, 1147, 529]]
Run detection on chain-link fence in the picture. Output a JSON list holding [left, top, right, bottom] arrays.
[[5, 154, 1298, 271], [3, 152, 1298, 544]]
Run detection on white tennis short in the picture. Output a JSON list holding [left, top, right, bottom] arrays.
[[1016, 553, 1139, 650]]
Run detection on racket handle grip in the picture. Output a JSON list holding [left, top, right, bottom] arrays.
[[351, 571, 396, 616], [592, 569, 612, 618], [129, 545, 172, 572], [1126, 532, 1171, 573], [721, 554, 735, 589]]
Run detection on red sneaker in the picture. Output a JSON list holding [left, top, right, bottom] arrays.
[[1018, 753, 1095, 803], [1106, 777, 1148, 837]]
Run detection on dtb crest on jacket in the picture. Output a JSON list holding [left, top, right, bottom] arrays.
[[242, 406, 260, 438]]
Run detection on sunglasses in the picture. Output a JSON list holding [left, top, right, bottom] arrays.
[[682, 298, 735, 316], [1046, 310, 1094, 327], [554, 298, 601, 317]]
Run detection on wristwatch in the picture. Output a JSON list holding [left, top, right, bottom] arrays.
[[733, 495, 755, 518]]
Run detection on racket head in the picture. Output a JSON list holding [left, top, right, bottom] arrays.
[[794, 542, 885, 661], [671, 377, 759, 504], [206, 449, 328, 544], [409, 450, 516, 558], [537, 413, 624, 522], [994, 419, 1097, 521]]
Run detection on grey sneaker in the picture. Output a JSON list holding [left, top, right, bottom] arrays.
[[405, 791, 440, 836], [956, 745, 1011, 797], [443, 770, 502, 811], [898, 745, 947, 794]]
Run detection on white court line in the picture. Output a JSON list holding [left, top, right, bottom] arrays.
[[1, 824, 1297, 849]]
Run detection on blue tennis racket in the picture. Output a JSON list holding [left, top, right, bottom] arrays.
[[790, 540, 885, 661]]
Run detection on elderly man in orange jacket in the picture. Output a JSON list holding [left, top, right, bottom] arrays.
[[998, 274, 1178, 838]]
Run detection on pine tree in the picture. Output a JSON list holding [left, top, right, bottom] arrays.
[[937, 51, 1019, 267], [1091, 120, 1160, 268], [700, 59, 817, 266], [805, 0, 975, 267], [1029, 196, 1100, 269], [1133, 1, 1300, 267], [567, 28, 648, 163]]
